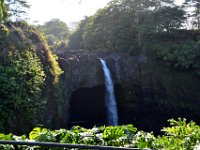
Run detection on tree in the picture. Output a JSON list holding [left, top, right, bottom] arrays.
[[155, 6, 186, 31], [68, 17, 88, 49], [83, 7, 116, 51], [37, 19, 70, 47], [68, 0, 186, 54], [0, 50, 45, 133], [82, 0, 165, 52]]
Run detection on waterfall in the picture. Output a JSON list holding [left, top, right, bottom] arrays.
[[100, 59, 118, 126]]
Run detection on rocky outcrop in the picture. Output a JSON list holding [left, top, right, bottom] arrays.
[[58, 50, 143, 128], [58, 50, 142, 93], [58, 50, 200, 133]]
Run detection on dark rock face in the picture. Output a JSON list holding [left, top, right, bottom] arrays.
[[59, 50, 140, 91], [58, 50, 200, 133], [69, 85, 107, 127], [58, 50, 140, 127]]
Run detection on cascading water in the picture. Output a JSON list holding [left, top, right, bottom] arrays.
[[100, 59, 118, 126]]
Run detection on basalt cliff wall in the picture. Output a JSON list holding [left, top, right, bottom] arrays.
[[58, 50, 200, 133]]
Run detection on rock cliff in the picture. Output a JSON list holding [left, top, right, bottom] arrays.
[[58, 50, 200, 133], [59, 50, 142, 93]]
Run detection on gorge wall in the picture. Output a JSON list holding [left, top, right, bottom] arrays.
[[58, 50, 200, 134]]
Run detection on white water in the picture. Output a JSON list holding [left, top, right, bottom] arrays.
[[100, 59, 118, 126]]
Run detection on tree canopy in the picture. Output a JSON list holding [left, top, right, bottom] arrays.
[[68, 0, 185, 53], [37, 19, 70, 51], [67, 0, 200, 76]]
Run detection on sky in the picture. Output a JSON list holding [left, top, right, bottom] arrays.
[[27, 0, 184, 28], [27, 0, 112, 27]]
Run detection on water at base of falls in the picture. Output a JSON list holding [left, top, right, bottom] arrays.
[[100, 59, 118, 126]]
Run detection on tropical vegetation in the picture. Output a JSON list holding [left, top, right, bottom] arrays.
[[0, 22, 63, 133], [36, 19, 70, 52], [0, 118, 199, 149], [0, 0, 200, 149], [68, 0, 200, 77]]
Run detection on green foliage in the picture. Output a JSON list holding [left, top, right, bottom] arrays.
[[154, 118, 200, 150], [29, 127, 59, 142], [68, 0, 185, 54], [67, 0, 199, 79], [0, 49, 45, 133], [0, 23, 63, 133], [0, 133, 27, 150], [155, 6, 186, 31], [102, 125, 137, 146], [0, 119, 200, 149], [68, 18, 88, 50], [45, 49, 63, 84], [36, 18, 70, 52], [151, 34, 200, 76], [132, 131, 155, 148], [0, 23, 9, 37], [25, 27, 63, 83], [22, 23, 64, 130]]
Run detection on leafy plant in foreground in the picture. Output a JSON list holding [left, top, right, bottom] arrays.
[[154, 118, 200, 150], [0, 119, 199, 149]]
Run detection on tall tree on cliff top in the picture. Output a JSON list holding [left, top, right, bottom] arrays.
[[82, 0, 180, 52], [37, 18, 70, 46], [73, 0, 185, 53], [155, 6, 186, 31], [68, 17, 89, 50], [83, 7, 116, 51]]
